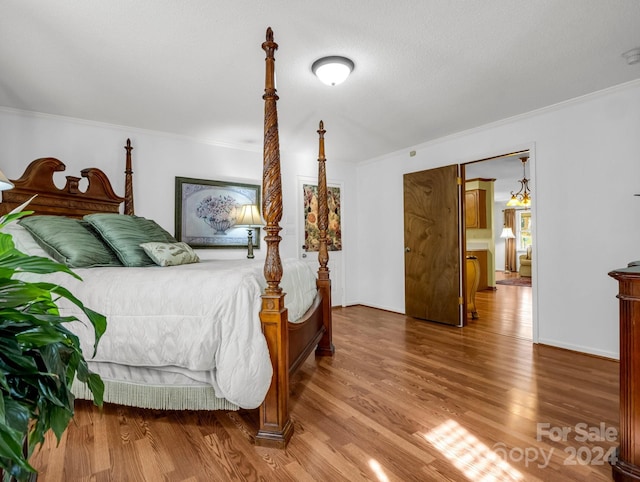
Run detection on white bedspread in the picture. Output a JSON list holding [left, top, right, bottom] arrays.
[[29, 258, 317, 409]]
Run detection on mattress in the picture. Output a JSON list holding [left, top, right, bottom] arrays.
[[16, 253, 318, 409]]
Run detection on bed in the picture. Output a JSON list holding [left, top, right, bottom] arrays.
[[0, 28, 333, 448]]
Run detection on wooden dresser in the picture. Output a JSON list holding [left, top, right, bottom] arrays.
[[608, 265, 640, 481]]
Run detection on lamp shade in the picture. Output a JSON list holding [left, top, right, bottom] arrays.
[[312, 56, 354, 86], [0, 170, 14, 191], [236, 204, 263, 227], [506, 195, 520, 207], [499, 227, 516, 239]]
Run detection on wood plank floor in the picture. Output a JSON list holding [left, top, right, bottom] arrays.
[[31, 283, 619, 481], [472, 270, 533, 340]]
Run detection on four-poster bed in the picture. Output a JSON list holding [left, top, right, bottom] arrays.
[[0, 28, 333, 448]]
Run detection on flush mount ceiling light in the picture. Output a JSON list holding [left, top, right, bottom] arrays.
[[311, 56, 354, 86]]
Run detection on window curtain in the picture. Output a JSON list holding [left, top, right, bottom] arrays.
[[504, 208, 517, 272]]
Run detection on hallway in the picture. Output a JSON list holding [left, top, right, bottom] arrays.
[[470, 271, 532, 340]]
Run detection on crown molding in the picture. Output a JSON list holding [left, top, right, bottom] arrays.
[[359, 78, 640, 167], [0, 106, 262, 154]]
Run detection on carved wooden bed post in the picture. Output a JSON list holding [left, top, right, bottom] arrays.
[[123, 138, 135, 215], [256, 27, 293, 448], [315, 121, 335, 356]]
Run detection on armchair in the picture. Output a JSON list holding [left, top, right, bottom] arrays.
[[519, 245, 532, 277]]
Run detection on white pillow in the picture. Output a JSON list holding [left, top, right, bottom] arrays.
[[2, 222, 53, 259], [139, 241, 200, 267]]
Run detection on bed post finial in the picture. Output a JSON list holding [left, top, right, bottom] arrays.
[[315, 121, 335, 357], [317, 121, 329, 277], [256, 27, 293, 449], [261, 27, 282, 295], [124, 139, 134, 215], [262, 27, 279, 105]]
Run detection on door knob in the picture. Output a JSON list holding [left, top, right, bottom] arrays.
[[405, 247, 411, 252]]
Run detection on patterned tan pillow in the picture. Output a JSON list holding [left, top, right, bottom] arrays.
[[139, 242, 200, 267]]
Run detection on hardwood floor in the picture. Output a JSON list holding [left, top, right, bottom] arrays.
[[31, 293, 618, 481], [472, 270, 533, 340]]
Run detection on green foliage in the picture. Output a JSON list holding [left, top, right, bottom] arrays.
[[0, 207, 106, 482]]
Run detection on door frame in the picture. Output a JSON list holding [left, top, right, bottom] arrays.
[[461, 144, 538, 343], [297, 175, 346, 307]]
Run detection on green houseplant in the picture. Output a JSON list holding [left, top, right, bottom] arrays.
[[0, 202, 106, 482]]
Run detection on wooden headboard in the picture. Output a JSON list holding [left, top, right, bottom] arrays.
[[0, 139, 135, 218]]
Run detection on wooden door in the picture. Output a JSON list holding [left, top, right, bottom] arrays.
[[403, 165, 463, 325]]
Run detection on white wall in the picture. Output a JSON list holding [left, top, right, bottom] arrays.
[[3, 79, 639, 358], [0, 108, 357, 293], [356, 80, 640, 359]]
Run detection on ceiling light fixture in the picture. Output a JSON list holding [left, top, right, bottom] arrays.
[[506, 157, 531, 208], [312, 56, 354, 86], [622, 48, 640, 65]]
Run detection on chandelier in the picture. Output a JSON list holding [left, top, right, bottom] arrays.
[[506, 156, 531, 207]]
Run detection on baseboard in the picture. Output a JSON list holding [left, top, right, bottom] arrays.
[[536, 338, 619, 361], [348, 301, 404, 314]]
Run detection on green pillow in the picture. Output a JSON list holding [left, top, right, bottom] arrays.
[[140, 242, 200, 267], [84, 214, 176, 267], [18, 216, 122, 268]]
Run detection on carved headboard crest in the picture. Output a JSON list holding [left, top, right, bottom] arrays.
[[0, 140, 134, 218]]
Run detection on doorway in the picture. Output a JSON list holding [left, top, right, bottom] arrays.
[[401, 152, 536, 338], [464, 151, 534, 340]]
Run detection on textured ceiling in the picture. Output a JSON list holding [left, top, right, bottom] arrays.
[[1, 1, 639, 164]]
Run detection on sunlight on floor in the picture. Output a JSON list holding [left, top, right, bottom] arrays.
[[424, 419, 524, 481], [368, 459, 390, 482]]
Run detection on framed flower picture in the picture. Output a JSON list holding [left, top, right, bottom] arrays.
[[303, 183, 342, 251], [175, 177, 261, 249]]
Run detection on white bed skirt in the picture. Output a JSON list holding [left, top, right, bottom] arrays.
[[72, 377, 240, 411]]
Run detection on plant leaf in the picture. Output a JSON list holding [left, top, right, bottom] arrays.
[[0, 205, 35, 229], [0, 423, 35, 475], [16, 327, 69, 347], [48, 404, 73, 442], [4, 195, 37, 217], [0, 249, 79, 278], [3, 399, 30, 434], [0, 232, 16, 256], [0, 208, 106, 478], [48, 285, 107, 353], [86, 372, 104, 407], [0, 339, 39, 373]]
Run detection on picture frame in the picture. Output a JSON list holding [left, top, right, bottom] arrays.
[[303, 183, 342, 251], [175, 177, 261, 249]]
